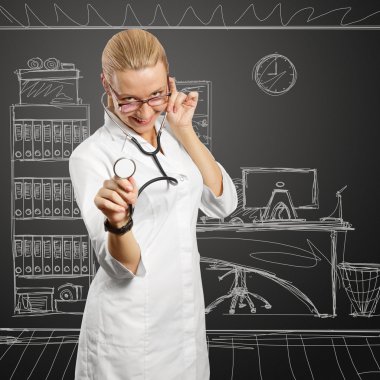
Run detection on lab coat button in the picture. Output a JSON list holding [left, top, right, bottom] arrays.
[[179, 175, 185, 181]]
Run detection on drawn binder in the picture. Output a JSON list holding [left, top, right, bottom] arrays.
[[72, 121, 81, 152], [33, 121, 43, 159], [42, 236, 52, 275], [53, 236, 63, 275], [14, 238, 23, 276], [23, 120, 33, 160], [23, 237, 33, 276], [23, 179, 33, 218], [63, 236, 73, 275], [33, 236, 43, 275], [52, 178, 62, 217], [72, 187, 81, 218], [63, 121, 72, 158], [81, 238, 90, 275], [14, 181, 23, 218], [82, 121, 90, 142], [42, 178, 52, 217], [72, 236, 81, 275], [33, 178, 43, 217], [13, 123, 23, 160], [42, 120, 52, 159], [53, 121, 62, 159], [62, 179, 72, 217]]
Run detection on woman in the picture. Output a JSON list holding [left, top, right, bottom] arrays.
[[69, 29, 238, 380]]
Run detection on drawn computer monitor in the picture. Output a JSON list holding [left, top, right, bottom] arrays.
[[242, 168, 318, 221]]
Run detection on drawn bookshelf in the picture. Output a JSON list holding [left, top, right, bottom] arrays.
[[10, 58, 94, 316]]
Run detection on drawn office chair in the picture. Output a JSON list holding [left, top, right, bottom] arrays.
[[202, 256, 320, 316], [204, 263, 272, 314]]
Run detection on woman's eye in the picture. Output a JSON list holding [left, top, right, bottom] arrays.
[[152, 92, 162, 97]]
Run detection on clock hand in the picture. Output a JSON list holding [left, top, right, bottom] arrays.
[[261, 71, 286, 87], [267, 60, 278, 76], [267, 71, 286, 90]]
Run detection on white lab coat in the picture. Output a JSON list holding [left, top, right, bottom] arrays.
[[69, 110, 238, 380]]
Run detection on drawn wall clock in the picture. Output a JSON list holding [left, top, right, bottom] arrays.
[[253, 53, 297, 96]]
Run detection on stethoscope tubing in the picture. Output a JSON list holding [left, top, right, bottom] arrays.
[[132, 130, 179, 200]]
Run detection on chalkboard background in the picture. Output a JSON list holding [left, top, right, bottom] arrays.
[[1, 0, 380, 379]]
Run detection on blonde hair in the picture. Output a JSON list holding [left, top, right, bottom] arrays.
[[102, 29, 169, 107]]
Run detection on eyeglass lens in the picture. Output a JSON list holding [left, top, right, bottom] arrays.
[[119, 96, 169, 113]]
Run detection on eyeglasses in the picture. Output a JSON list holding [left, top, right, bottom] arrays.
[[108, 81, 171, 114]]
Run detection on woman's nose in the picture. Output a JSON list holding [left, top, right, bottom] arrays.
[[136, 102, 154, 118]]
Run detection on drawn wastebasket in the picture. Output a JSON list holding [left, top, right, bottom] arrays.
[[338, 262, 380, 317]]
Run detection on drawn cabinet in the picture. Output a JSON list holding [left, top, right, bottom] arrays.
[[10, 58, 94, 316]]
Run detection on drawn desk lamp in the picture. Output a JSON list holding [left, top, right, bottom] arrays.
[[320, 185, 347, 223]]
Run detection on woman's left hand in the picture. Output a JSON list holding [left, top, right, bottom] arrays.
[[166, 77, 198, 133]]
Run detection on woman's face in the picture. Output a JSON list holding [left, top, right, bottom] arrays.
[[107, 61, 168, 139]]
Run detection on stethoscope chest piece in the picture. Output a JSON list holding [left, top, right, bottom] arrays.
[[113, 157, 136, 179]]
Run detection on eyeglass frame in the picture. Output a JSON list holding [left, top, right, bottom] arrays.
[[107, 75, 172, 113]]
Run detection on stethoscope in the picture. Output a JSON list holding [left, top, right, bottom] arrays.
[[101, 92, 178, 216]]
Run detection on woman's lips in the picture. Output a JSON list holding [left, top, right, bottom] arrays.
[[131, 115, 153, 125]]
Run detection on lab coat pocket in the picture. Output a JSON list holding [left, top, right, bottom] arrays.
[[98, 276, 146, 349], [79, 328, 145, 380], [95, 343, 145, 379]]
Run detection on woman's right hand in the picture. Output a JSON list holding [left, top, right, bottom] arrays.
[[94, 176, 138, 228]]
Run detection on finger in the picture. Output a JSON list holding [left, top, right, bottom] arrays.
[[98, 188, 129, 208], [104, 179, 133, 200], [173, 92, 188, 113], [129, 176, 137, 186], [168, 76, 177, 94], [118, 176, 139, 198], [167, 90, 177, 113], [167, 77, 178, 113], [104, 179, 123, 191], [126, 193, 138, 205], [183, 91, 198, 107], [112, 176, 134, 192], [128, 177, 138, 194], [105, 179, 138, 205], [94, 195, 126, 213], [117, 189, 138, 205]]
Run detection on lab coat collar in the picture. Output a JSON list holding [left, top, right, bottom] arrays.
[[103, 108, 163, 146], [103, 108, 185, 174]]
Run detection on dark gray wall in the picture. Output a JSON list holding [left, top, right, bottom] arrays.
[[1, 0, 380, 378]]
